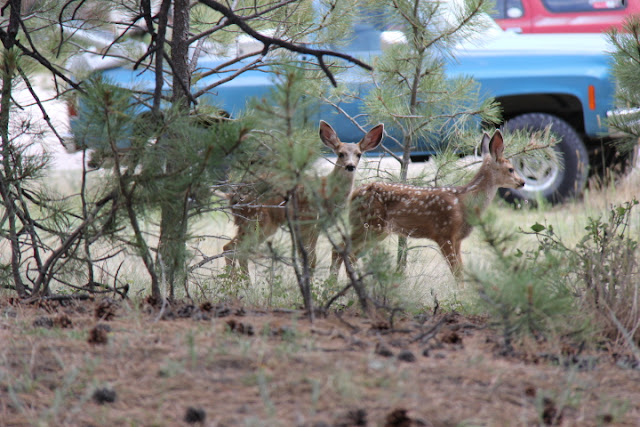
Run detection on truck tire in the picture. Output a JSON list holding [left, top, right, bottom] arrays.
[[499, 113, 589, 204]]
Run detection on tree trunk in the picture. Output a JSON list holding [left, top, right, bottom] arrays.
[[0, 49, 26, 297], [156, 0, 192, 299], [0, 1, 27, 297], [396, 133, 413, 270], [171, 0, 191, 103], [397, 7, 425, 272]]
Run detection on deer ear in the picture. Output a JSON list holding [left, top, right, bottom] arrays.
[[359, 124, 384, 152], [480, 132, 491, 157], [319, 120, 341, 151], [489, 129, 505, 160]]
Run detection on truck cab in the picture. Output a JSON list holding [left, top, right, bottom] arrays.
[[491, 0, 638, 33]]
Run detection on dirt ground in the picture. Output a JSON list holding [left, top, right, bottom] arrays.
[[1, 296, 639, 427]]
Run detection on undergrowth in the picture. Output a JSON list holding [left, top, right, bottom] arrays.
[[468, 199, 639, 357]]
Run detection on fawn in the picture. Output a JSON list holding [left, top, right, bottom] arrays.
[[330, 129, 525, 277], [223, 121, 384, 279]]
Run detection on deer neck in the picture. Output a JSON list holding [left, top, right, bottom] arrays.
[[325, 166, 357, 199], [460, 159, 499, 217]]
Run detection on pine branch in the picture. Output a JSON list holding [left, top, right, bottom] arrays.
[[197, 0, 372, 87]]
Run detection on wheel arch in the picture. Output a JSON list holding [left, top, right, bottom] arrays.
[[496, 93, 585, 137], [500, 112, 589, 204]]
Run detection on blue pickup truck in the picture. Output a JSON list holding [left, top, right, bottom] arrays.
[[66, 11, 616, 203]]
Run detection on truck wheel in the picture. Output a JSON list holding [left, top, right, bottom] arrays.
[[499, 113, 589, 204]]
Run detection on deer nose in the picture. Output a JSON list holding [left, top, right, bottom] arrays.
[[345, 165, 355, 172]]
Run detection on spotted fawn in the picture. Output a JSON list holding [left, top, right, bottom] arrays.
[[330, 129, 525, 278]]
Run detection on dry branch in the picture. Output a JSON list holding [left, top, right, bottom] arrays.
[[198, 0, 372, 86]]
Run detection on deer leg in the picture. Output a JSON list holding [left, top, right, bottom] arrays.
[[437, 237, 461, 277], [237, 256, 250, 279], [222, 238, 237, 269], [223, 235, 251, 281], [299, 225, 319, 280], [342, 222, 386, 275], [329, 221, 362, 278], [330, 248, 343, 277], [329, 241, 361, 277], [329, 226, 364, 279], [225, 215, 275, 282], [453, 239, 463, 279]]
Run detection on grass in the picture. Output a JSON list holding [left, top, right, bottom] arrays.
[[6, 157, 640, 352], [2, 162, 640, 425], [9, 159, 640, 313]]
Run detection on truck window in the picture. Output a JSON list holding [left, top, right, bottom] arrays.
[[542, 0, 626, 13], [491, 0, 525, 19]]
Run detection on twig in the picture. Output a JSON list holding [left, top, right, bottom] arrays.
[[324, 282, 353, 312], [334, 310, 360, 333], [607, 304, 640, 364], [15, 66, 67, 149], [198, 0, 372, 87], [410, 314, 450, 344], [24, 293, 93, 304], [188, 250, 235, 272]]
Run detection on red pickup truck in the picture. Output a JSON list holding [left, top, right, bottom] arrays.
[[491, 0, 639, 33]]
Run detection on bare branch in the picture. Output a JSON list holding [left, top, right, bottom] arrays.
[[197, 0, 372, 87], [15, 66, 68, 150], [0, 27, 83, 92]]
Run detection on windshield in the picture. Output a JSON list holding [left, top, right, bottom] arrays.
[[341, 0, 504, 52], [492, 0, 627, 18], [543, 0, 626, 12]]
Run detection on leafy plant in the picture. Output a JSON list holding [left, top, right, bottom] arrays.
[[529, 200, 639, 349], [468, 210, 582, 354], [471, 199, 640, 357]]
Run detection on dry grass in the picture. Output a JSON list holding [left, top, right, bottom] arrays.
[[1, 297, 639, 426], [3, 162, 640, 426], [17, 160, 640, 310]]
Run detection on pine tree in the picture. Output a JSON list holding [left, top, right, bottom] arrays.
[[0, 0, 112, 298], [64, 0, 371, 301], [330, 0, 501, 270], [608, 16, 640, 154]]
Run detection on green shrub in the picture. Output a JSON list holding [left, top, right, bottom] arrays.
[[468, 211, 585, 354], [470, 200, 640, 356], [531, 200, 639, 347]]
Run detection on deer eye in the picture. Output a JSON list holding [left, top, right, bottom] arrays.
[[338, 153, 345, 158], [357, 153, 362, 158], [508, 168, 514, 173]]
